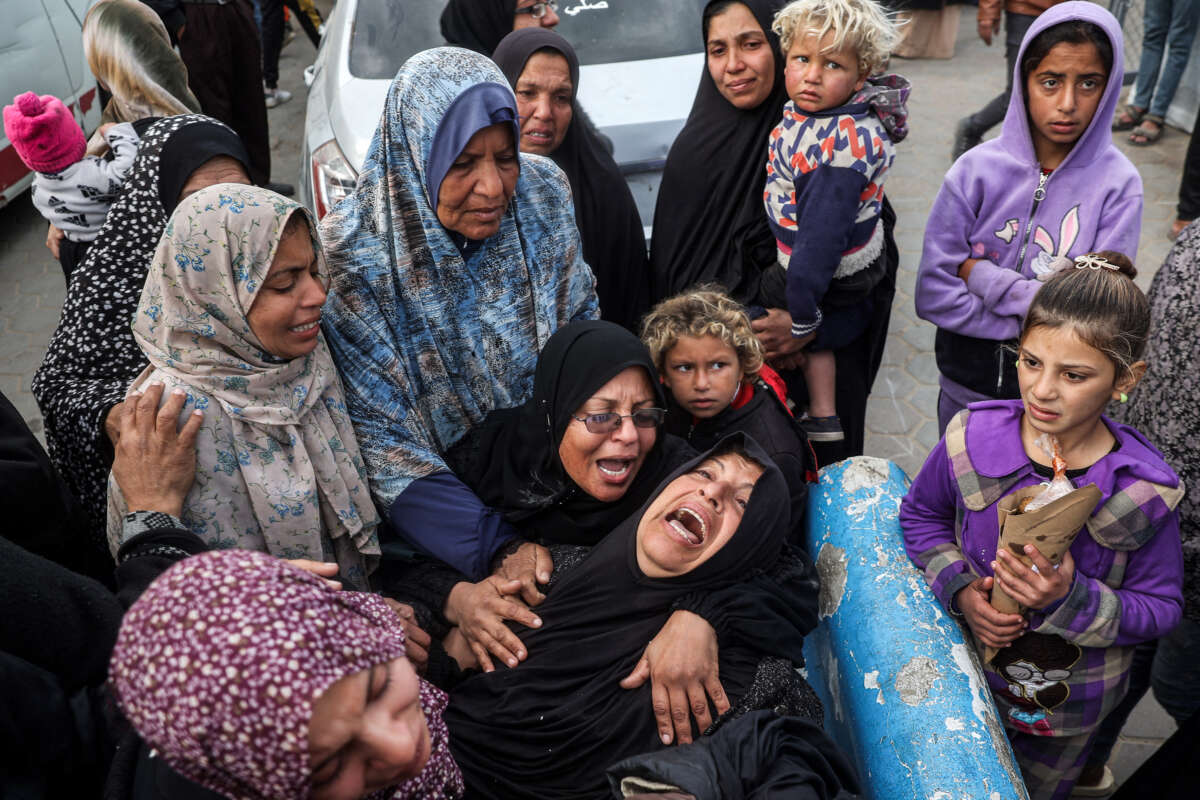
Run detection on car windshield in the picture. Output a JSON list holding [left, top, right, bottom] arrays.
[[350, 0, 706, 79]]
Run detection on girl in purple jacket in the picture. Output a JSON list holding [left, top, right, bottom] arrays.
[[916, 2, 1143, 433], [901, 253, 1183, 800]]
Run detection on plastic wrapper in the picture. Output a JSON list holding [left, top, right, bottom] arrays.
[[982, 436, 1102, 662]]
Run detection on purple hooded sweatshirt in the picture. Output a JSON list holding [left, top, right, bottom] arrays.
[[900, 400, 1182, 738], [915, 2, 1142, 402]]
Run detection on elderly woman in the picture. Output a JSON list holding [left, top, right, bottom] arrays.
[[492, 28, 649, 331], [105, 184, 380, 589], [440, 0, 561, 56], [320, 48, 597, 583], [32, 115, 253, 569], [110, 549, 464, 800], [650, 0, 897, 461]]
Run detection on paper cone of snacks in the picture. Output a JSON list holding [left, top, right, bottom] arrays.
[[983, 482, 1102, 662]]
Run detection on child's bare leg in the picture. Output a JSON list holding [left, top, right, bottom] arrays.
[[802, 350, 838, 418]]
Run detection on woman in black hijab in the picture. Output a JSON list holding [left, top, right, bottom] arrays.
[[649, 0, 790, 306], [443, 434, 828, 799], [32, 115, 252, 566], [651, 0, 897, 462], [493, 28, 650, 332], [440, 0, 561, 56]]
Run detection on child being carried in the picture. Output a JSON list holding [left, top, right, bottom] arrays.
[[3, 91, 140, 283], [763, 0, 908, 442]]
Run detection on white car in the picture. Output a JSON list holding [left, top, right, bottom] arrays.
[[299, 0, 707, 234], [0, 0, 101, 209]]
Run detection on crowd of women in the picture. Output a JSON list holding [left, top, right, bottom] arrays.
[[2, 0, 1198, 799]]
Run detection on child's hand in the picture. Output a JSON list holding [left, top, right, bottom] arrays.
[[957, 258, 980, 281], [956, 576, 1026, 649], [994, 546, 1075, 611]]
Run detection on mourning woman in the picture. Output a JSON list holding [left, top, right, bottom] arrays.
[[443, 436, 837, 798], [387, 321, 818, 750], [493, 28, 650, 331], [106, 184, 381, 589], [33, 115, 253, 568], [650, 0, 898, 460], [320, 48, 597, 582], [110, 549, 464, 800]]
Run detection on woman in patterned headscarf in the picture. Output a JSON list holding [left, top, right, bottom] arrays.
[[82, 0, 200, 127], [32, 115, 252, 578], [320, 47, 597, 581], [106, 183, 380, 589], [110, 549, 463, 799]]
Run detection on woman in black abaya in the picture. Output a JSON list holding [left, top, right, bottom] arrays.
[[650, 0, 898, 462], [493, 28, 650, 331], [443, 434, 830, 799]]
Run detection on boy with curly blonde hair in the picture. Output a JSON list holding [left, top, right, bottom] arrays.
[[642, 287, 815, 540], [764, 0, 907, 442]]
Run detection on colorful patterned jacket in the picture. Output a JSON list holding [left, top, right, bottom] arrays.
[[900, 400, 1184, 737], [763, 75, 909, 337]]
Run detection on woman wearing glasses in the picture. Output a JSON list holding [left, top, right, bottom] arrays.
[[440, 0, 562, 56], [384, 321, 819, 750], [106, 183, 381, 590]]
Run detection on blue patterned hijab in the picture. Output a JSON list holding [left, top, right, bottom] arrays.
[[320, 47, 598, 510]]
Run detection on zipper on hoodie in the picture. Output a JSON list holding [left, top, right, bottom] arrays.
[[1014, 170, 1050, 274], [1002, 170, 1050, 393]]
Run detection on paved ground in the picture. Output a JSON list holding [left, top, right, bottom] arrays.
[[0, 8, 1186, 792]]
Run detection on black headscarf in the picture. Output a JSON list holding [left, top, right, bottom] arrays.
[[493, 28, 650, 331], [445, 432, 792, 799], [648, 0, 789, 305], [156, 122, 251, 212], [446, 320, 691, 545], [439, 0, 515, 55]]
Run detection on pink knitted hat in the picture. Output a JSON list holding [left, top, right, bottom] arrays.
[[3, 92, 86, 173]]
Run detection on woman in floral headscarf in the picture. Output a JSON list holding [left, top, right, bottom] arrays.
[[110, 549, 463, 799], [106, 183, 380, 589], [320, 47, 597, 581]]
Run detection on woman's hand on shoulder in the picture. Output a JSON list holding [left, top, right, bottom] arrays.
[[492, 541, 553, 606], [444, 576, 543, 672], [112, 383, 203, 518], [618, 609, 729, 746], [955, 576, 1026, 649], [994, 546, 1075, 612]]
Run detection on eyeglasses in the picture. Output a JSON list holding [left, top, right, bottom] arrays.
[[571, 408, 666, 434], [515, 2, 558, 19]]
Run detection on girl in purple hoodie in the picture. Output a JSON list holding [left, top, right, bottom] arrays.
[[901, 253, 1183, 800], [916, 2, 1142, 433]]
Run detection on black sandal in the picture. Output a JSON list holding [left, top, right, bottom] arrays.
[[1112, 105, 1145, 132]]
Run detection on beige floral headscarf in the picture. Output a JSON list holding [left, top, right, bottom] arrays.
[[107, 184, 380, 588]]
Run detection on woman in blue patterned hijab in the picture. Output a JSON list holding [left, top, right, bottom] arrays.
[[320, 47, 598, 579]]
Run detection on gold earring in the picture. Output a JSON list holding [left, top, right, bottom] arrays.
[[1119, 392, 1128, 403]]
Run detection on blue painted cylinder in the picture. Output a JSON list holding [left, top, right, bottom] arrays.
[[802, 456, 1029, 800]]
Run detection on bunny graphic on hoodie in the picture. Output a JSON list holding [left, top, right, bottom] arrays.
[[915, 2, 1141, 429]]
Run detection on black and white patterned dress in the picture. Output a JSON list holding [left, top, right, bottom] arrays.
[[1114, 221, 1200, 621], [32, 114, 241, 558]]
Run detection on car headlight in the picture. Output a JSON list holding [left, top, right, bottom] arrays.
[[309, 138, 357, 219]]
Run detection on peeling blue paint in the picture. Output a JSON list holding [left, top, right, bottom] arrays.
[[803, 456, 1028, 800]]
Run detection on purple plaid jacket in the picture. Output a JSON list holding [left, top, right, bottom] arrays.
[[900, 400, 1184, 737]]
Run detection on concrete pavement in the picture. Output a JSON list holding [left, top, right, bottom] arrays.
[[0, 8, 1187, 792]]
